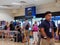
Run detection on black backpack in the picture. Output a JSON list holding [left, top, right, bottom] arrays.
[[25, 23, 30, 30]]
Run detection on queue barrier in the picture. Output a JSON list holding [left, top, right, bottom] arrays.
[[0, 30, 19, 42]]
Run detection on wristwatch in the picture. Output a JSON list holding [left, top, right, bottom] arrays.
[[44, 36, 47, 39]]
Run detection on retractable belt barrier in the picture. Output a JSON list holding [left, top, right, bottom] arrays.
[[0, 30, 19, 42]]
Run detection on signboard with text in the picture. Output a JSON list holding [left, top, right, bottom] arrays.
[[25, 6, 36, 18]]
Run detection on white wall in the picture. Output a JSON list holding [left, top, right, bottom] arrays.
[[0, 9, 14, 22]]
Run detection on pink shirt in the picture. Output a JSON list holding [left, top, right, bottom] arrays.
[[32, 24, 38, 32]]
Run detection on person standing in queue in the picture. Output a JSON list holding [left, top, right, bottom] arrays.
[[23, 19, 30, 45], [14, 26, 22, 42], [40, 11, 56, 45], [58, 24, 60, 41], [32, 21, 39, 45], [9, 21, 15, 31], [4, 22, 10, 40]]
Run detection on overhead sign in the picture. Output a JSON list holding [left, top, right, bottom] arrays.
[[25, 6, 36, 17]]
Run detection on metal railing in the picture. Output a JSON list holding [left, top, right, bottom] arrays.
[[0, 30, 19, 45]]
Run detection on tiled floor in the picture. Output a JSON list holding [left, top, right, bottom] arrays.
[[0, 40, 24, 45], [0, 39, 60, 45]]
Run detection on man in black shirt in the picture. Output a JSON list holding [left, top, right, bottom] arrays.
[[40, 11, 56, 45], [10, 21, 15, 30]]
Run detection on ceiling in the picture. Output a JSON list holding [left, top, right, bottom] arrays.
[[0, 0, 56, 9]]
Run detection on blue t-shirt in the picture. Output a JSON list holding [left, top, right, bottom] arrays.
[[40, 20, 54, 38]]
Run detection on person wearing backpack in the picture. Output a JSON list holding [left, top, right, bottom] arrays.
[[23, 19, 30, 45], [32, 21, 39, 45]]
